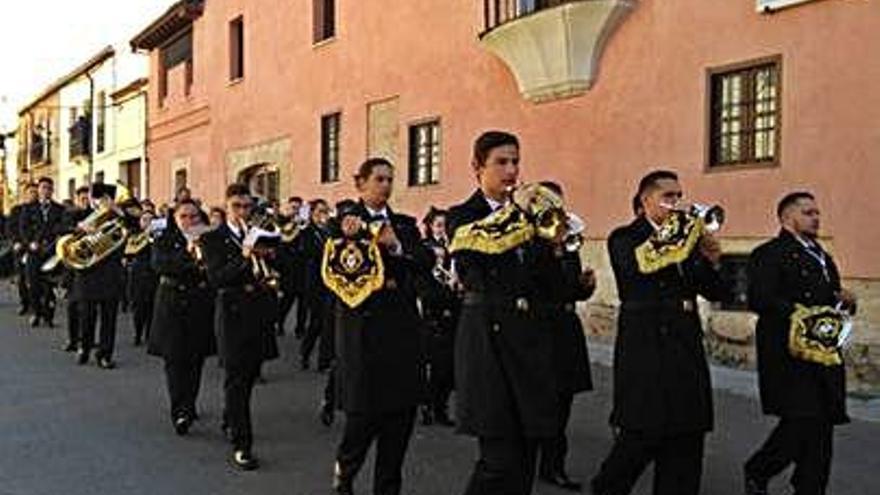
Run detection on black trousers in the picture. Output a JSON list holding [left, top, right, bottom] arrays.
[[26, 258, 54, 321], [301, 297, 333, 369], [335, 408, 416, 495], [80, 300, 120, 360], [223, 360, 261, 451], [132, 296, 154, 343], [164, 357, 205, 420], [538, 393, 575, 477], [278, 289, 300, 333], [324, 366, 336, 408], [745, 417, 834, 495], [66, 298, 80, 347], [15, 255, 29, 310], [464, 436, 540, 495], [591, 430, 705, 495]]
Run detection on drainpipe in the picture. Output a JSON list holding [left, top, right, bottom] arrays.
[[85, 72, 95, 186]]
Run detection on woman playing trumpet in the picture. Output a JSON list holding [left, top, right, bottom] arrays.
[[148, 200, 216, 436]]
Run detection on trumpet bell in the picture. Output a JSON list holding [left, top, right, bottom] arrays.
[[692, 204, 725, 233]]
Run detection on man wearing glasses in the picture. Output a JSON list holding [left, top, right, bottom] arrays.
[[200, 183, 277, 470]]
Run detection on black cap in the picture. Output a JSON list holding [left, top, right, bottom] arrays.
[[335, 199, 359, 219], [90, 183, 117, 200]]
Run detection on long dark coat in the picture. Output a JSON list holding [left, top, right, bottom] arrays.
[[19, 200, 66, 285], [607, 216, 729, 435], [748, 230, 849, 424], [448, 190, 573, 439], [331, 203, 425, 414], [200, 224, 279, 368], [127, 239, 159, 303], [147, 226, 216, 361]]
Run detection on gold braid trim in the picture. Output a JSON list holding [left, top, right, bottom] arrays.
[[449, 205, 536, 255], [321, 237, 385, 309], [634, 213, 704, 274], [124, 231, 151, 256], [788, 304, 845, 367]]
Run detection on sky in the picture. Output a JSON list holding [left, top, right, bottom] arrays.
[[0, 0, 177, 131]]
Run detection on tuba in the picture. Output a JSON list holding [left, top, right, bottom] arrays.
[[42, 205, 129, 271]]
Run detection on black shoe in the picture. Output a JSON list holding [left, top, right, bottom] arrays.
[[62, 342, 77, 352], [333, 467, 354, 495], [231, 450, 259, 471], [29, 316, 41, 327], [76, 349, 90, 365], [174, 416, 192, 436], [319, 401, 335, 427], [744, 470, 768, 495], [45, 319, 55, 329], [98, 357, 116, 369], [256, 375, 268, 385], [17, 306, 29, 316], [221, 423, 234, 443], [540, 472, 583, 492], [134, 338, 142, 347], [300, 360, 310, 371]]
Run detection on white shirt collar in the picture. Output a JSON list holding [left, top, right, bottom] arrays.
[[484, 196, 506, 212], [227, 220, 247, 237], [365, 205, 389, 219]]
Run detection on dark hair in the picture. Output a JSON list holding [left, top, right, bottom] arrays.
[[539, 180, 563, 196], [636, 170, 678, 198], [225, 183, 250, 199], [288, 196, 303, 204], [473, 131, 519, 167], [75, 186, 90, 196], [777, 191, 815, 218], [309, 198, 328, 211], [632, 193, 644, 216], [355, 158, 393, 183], [175, 198, 199, 210], [37, 177, 53, 186], [25, 182, 37, 190], [422, 206, 448, 230]]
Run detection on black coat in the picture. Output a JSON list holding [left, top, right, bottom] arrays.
[[298, 222, 331, 303], [19, 201, 65, 271], [608, 216, 729, 434], [748, 230, 848, 424], [148, 227, 216, 361], [201, 224, 279, 368], [127, 241, 159, 302], [331, 203, 424, 414], [448, 190, 571, 439], [62, 206, 126, 302], [543, 250, 594, 396]]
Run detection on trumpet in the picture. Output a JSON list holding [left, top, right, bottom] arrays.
[[564, 213, 586, 253], [661, 202, 726, 234]]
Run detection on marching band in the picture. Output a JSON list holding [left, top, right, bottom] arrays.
[[2, 130, 858, 495]]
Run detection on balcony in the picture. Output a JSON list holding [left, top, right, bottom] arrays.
[[480, 0, 635, 103], [69, 116, 91, 159]]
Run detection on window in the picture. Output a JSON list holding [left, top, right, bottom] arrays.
[[718, 254, 750, 311], [160, 30, 194, 100], [229, 16, 244, 81], [320, 113, 341, 183], [242, 165, 280, 203], [408, 120, 441, 186], [96, 91, 106, 153], [709, 59, 780, 167], [67, 179, 76, 200], [120, 159, 142, 199], [313, 0, 335, 43], [174, 168, 188, 193], [94, 171, 105, 184]]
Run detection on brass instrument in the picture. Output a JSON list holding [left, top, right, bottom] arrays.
[[634, 201, 725, 274], [183, 224, 211, 266], [280, 218, 307, 243], [564, 212, 586, 253], [242, 221, 282, 291], [124, 231, 151, 256], [42, 205, 128, 272]]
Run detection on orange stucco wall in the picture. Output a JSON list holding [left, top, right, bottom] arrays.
[[145, 0, 880, 279]]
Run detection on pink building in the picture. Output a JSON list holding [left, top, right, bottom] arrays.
[[131, 0, 880, 385]]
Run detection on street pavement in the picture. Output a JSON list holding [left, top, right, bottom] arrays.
[[1, 288, 878, 495]]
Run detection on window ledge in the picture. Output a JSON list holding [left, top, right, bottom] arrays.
[[313, 36, 337, 50], [228, 77, 244, 87], [479, 0, 635, 103], [704, 161, 780, 174]]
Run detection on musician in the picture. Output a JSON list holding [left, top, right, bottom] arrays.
[[60, 186, 92, 352], [743, 192, 855, 495], [200, 183, 277, 470], [148, 199, 216, 435], [19, 177, 65, 328], [297, 198, 333, 371], [447, 131, 589, 495], [327, 158, 424, 495], [72, 183, 128, 369], [533, 181, 595, 492], [275, 198, 305, 336], [127, 211, 159, 346], [8, 183, 38, 315], [591, 170, 729, 495], [209, 207, 226, 229], [418, 206, 458, 427]]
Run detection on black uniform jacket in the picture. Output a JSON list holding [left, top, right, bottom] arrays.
[[608, 216, 729, 435], [148, 226, 216, 361], [331, 202, 425, 414], [201, 223, 279, 368], [448, 190, 578, 439], [748, 229, 849, 424]]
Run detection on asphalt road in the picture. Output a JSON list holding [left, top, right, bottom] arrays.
[[1, 289, 878, 495]]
